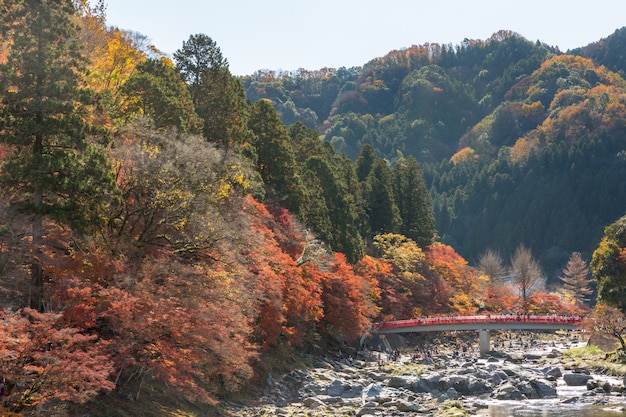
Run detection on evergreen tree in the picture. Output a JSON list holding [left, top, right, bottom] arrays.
[[248, 100, 305, 215], [196, 67, 250, 148], [356, 144, 378, 182], [173, 33, 228, 103], [392, 156, 435, 247], [0, 0, 117, 309], [364, 159, 402, 236], [559, 252, 593, 306], [120, 58, 203, 134], [303, 156, 363, 263], [173, 34, 247, 148]]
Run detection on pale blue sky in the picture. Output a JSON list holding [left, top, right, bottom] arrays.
[[103, 0, 626, 76]]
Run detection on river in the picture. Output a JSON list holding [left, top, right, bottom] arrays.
[[485, 402, 626, 416], [480, 370, 626, 416]]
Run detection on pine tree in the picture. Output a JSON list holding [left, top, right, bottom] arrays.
[[173, 34, 248, 148], [173, 33, 228, 103], [0, 0, 116, 309], [364, 159, 402, 236], [560, 252, 593, 306], [120, 58, 203, 134], [392, 156, 435, 247], [303, 156, 363, 263], [248, 100, 305, 215]]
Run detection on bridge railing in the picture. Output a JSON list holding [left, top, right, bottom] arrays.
[[372, 314, 582, 331]]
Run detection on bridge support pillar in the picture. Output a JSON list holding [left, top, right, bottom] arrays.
[[479, 329, 490, 355]]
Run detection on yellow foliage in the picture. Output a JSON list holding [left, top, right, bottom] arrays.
[[79, 16, 146, 94], [449, 293, 478, 315], [373, 233, 425, 274], [142, 141, 160, 158], [449, 147, 478, 165], [509, 134, 540, 165]]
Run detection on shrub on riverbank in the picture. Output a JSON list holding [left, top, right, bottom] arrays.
[[562, 344, 626, 376]]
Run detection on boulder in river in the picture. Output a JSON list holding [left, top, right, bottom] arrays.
[[563, 373, 593, 386]]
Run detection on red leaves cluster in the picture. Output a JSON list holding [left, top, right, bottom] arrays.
[[4, 193, 578, 413], [0, 308, 115, 411]]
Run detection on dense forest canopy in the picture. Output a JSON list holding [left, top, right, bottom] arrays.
[[242, 27, 626, 277], [0, 1, 624, 415]]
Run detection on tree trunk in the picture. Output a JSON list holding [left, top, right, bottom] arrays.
[[30, 132, 44, 312], [29, 215, 43, 312]]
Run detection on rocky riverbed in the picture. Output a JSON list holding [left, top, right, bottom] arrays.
[[225, 331, 626, 416]]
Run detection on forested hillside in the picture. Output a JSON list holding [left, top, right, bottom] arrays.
[[243, 28, 626, 276], [0, 0, 619, 415]]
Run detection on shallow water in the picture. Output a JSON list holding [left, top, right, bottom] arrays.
[[484, 401, 626, 417], [473, 339, 626, 417]]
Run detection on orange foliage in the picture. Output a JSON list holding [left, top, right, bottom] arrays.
[[449, 147, 478, 165], [0, 309, 115, 410], [356, 256, 406, 321], [481, 284, 519, 313], [320, 253, 379, 342], [425, 243, 487, 315], [509, 133, 540, 165], [526, 292, 568, 315]]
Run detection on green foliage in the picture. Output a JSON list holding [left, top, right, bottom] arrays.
[[248, 100, 306, 215], [120, 58, 203, 134], [173, 33, 228, 102], [4, 14, 626, 414], [573, 26, 626, 75], [174, 34, 249, 148], [591, 214, 626, 311], [289, 122, 366, 263], [392, 156, 435, 247], [0, 0, 117, 232], [301, 156, 363, 263]]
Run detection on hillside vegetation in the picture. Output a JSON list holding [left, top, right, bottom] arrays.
[[243, 28, 626, 274], [0, 1, 624, 415]]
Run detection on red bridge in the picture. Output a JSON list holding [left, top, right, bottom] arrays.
[[371, 315, 583, 354]]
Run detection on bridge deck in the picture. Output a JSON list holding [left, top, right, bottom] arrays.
[[372, 315, 582, 334]]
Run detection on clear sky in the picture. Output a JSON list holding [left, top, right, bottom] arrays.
[[103, 0, 626, 76]]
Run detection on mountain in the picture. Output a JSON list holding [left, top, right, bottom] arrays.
[[241, 28, 626, 277]]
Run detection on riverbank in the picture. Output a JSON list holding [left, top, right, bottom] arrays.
[[223, 331, 626, 416]]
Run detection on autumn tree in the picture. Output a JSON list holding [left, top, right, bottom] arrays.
[[426, 243, 487, 315], [559, 251, 593, 306], [0, 308, 115, 411], [109, 122, 250, 256], [319, 253, 379, 342], [372, 233, 450, 316], [526, 292, 566, 315], [355, 255, 398, 320], [588, 304, 626, 352], [0, 0, 117, 309], [509, 244, 544, 308], [591, 214, 626, 311], [478, 249, 507, 284]]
